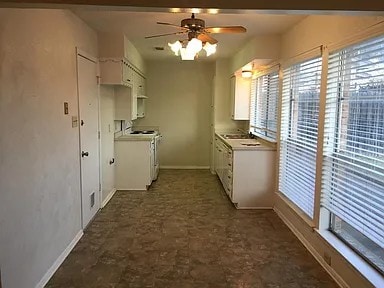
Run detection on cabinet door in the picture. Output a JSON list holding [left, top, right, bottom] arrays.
[[131, 70, 138, 120], [138, 75, 145, 96], [217, 142, 224, 181], [114, 85, 132, 122], [141, 76, 146, 96], [214, 139, 220, 174], [230, 76, 236, 119], [122, 61, 133, 85]]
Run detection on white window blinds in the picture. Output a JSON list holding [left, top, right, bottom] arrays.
[[321, 35, 384, 248], [250, 71, 279, 141], [279, 56, 322, 219]]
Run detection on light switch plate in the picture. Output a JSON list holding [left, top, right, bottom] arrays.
[[64, 102, 69, 115], [72, 116, 78, 128]]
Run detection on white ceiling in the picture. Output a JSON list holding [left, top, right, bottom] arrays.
[[73, 9, 306, 60]]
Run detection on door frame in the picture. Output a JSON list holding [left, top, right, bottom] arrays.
[[76, 47, 102, 229]]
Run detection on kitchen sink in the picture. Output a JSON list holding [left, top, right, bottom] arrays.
[[221, 134, 250, 139]]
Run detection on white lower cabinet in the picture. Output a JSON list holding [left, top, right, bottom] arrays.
[[115, 138, 153, 190], [215, 137, 276, 209]]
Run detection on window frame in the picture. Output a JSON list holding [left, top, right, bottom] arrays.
[[249, 66, 280, 142], [278, 53, 323, 221], [320, 34, 384, 275]]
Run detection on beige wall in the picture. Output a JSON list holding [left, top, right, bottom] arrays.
[[135, 60, 214, 168], [280, 15, 384, 60], [0, 9, 97, 288], [98, 32, 146, 73], [230, 34, 280, 73], [275, 14, 384, 288], [213, 59, 247, 132], [124, 36, 146, 74]]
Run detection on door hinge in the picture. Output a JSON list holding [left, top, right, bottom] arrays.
[[96, 75, 101, 85], [99, 183, 101, 192], [98, 131, 100, 139]]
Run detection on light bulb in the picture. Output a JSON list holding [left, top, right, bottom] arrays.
[[186, 38, 203, 55], [203, 42, 217, 57], [168, 41, 182, 56], [180, 47, 195, 60]]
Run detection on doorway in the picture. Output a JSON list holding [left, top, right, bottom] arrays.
[[76, 49, 100, 229]]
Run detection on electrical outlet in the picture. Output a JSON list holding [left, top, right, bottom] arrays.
[[323, 252, 332, 266]]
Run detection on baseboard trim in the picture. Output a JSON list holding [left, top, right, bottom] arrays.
[[274, 207, 348, 288], [236, 206, 273, 210], [101, 188, 116, 208], [160, 166, 210, 169], [35, 230, 83, 288]]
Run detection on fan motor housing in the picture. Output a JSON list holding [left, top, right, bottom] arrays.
[[181, 18, 205, 30]]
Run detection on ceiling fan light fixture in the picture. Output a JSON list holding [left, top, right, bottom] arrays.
[[186, 38, 203, 54], [180, 47, 195, 61], [168, 41, 182, 56], [203, 42, 217, 57]]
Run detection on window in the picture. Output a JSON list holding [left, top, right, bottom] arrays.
[[279, 56, 322, 219], [321, 35, 384, 274], [250, 70, 279, 141]]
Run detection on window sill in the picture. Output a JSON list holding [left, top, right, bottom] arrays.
[[317, 229, 384, 287], [249, 131, 277, 144]]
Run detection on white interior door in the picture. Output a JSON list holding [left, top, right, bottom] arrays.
[[77, 51, 100, 229]]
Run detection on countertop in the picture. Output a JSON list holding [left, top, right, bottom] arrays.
[[215, 133, 277, 151], [114, 134, 156, 142]]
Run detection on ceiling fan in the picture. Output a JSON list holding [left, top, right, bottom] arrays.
[[145, 13, 247, 44]]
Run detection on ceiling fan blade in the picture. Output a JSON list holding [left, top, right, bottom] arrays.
[[197, 33, 218, 44], [204, 26, 247, 34], [145, 31, 187, 39], [157, 22, 189, 30]]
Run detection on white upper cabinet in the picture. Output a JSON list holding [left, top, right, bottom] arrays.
[[136, 74, 147, 118], [114, 85, 132, 122], [230, 75, 251, 120], [98, 32, 147, 120]]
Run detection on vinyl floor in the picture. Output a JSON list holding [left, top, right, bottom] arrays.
[[46, 169, 338, 288]]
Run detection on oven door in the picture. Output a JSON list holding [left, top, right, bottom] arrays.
[[153, 135, 161, 180]]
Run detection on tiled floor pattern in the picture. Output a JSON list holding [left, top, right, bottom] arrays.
[[46, 169, 338, 288]]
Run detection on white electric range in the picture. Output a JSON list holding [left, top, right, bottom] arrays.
[[115, 129, 161, 189]]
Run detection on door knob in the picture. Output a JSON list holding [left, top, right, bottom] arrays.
[[81, 151, 89, 157]]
